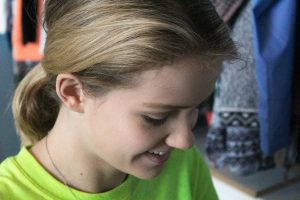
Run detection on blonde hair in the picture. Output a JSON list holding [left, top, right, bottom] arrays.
[[13, 0, 237, 146]]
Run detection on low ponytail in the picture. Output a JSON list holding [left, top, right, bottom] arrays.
[[12, 64, 60, 146]]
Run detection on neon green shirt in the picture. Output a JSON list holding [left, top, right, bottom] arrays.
[[0, 146, 218, 200]]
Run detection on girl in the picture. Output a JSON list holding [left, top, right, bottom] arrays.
[[0, 0, 237, 199]]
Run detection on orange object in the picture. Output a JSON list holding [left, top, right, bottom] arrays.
[[12, 0, 43, 61], [206, 112, 212, 126]]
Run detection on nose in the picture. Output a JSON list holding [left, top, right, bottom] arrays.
[[165, 122, 195, 150]]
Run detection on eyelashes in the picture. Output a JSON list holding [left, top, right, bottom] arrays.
[[142, 107, 200, 127], [142, 115, 168, 126]]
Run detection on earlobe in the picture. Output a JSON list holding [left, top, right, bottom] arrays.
[[56, 74, 85, 113]]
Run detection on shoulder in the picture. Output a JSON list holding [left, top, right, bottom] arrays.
[[0, 148, 39, 198], [0, 157, 20, 198], [1, 147, 67, 200], [0, 156, 17, 180]]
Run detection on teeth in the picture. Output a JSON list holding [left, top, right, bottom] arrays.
[[149, 151, 166, 156]]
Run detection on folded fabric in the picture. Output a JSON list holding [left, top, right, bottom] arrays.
[[12, 0, 43, 61], [205, 0, 275, 175]]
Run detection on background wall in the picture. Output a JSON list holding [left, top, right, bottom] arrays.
[[0, 35, 20, 162]]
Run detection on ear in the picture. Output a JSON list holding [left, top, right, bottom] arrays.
[[56, 73, 85, 113]]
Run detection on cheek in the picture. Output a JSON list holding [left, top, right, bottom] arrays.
[[86, 107, 166, 156], [126, 120, 156, 145], [124, 119, 168, 152]]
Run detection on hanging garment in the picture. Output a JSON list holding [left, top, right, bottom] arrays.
[[284, 1, 300, 168], [12, 0, 43, 61], [210, 0, 246, 24], [251, 0, 297, 155], [6, 0, 13, 50], [294, 2, 300, 164], [205, 0, 274, 175], [22, 0, 38, 44]]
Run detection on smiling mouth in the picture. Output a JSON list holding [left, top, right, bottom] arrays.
[[148, 150, 167, 156], [145, 150, 170, 165]]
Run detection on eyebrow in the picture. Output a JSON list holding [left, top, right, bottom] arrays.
[[142, 103, 191, 110]]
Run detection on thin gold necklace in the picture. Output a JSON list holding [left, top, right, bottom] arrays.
[[45, 135, 80, 200]]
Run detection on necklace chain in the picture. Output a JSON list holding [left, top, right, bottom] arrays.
[[45, 135, 80, 200], [45, 135, 135, 200]]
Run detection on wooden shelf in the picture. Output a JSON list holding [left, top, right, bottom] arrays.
[[210, 165, 300, 199]]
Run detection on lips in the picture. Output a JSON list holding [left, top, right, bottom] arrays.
[[145, 150, 170, 165]]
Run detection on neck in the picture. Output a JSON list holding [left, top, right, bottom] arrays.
[[30, 110, 127, 193]]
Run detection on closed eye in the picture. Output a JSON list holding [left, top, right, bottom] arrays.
[[143, 115, 168, 126]]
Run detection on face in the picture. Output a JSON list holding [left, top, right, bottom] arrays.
[[80, 56, 220, 179]]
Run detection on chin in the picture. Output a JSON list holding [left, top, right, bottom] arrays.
[[132, 167, 164, 180]]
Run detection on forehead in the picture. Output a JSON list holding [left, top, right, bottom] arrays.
[[104, 56, 221, 107], [147, 59, 217, 101]]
